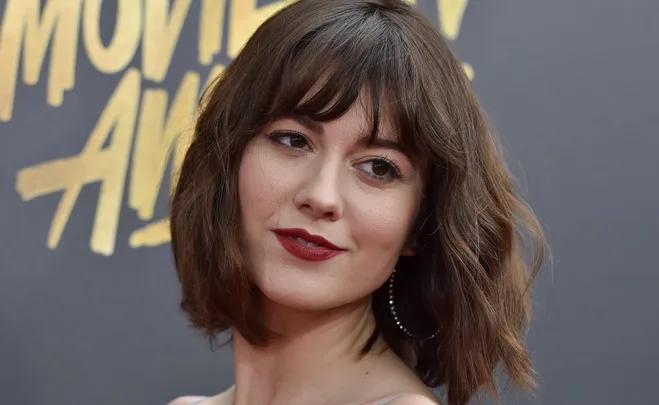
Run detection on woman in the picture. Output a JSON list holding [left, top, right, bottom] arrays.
[[168, 0, 546, 404]]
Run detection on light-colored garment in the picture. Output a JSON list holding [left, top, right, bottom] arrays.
[[188, 395, 400, 405]]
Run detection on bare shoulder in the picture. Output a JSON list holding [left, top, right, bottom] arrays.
[[167, 396, 207, 405], [168, 386, 235, 405], [388, 394, 440, 405]]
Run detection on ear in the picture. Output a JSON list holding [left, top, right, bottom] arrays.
[[402, 198, 427, 257], [401, 247, 416, 256]]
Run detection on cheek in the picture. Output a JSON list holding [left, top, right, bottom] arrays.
[[351, 191, 419, 253], [238, 142, 286, 220]]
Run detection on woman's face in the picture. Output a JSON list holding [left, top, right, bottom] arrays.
[[238, 97, 423, 311]]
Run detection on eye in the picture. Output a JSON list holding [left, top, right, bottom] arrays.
[[358, 158, 402, 181], [267, 131, 310, 150]]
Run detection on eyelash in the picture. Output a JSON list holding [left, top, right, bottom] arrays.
[[264, 130, 404, 182]]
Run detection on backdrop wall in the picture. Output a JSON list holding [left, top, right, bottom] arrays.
[[1, 1, 657, 404]]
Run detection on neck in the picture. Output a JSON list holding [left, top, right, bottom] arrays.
[[232, 297, 383, 405]]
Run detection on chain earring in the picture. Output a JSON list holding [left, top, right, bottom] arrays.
[[388, 268, 440, 341]]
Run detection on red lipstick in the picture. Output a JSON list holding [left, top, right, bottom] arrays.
[[273, 228, 345, 262]]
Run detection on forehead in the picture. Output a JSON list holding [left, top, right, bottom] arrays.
[[266, 61, 424, 160], [292, 86, 401, 141]]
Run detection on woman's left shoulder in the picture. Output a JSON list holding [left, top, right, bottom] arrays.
[[166, 396, 207, 405], [386, 394, 440, 405]]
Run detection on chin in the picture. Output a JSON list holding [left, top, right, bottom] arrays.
[[262, 290, 335, 312], [257, 279, 339, 312], [251, 266, 360, 312]]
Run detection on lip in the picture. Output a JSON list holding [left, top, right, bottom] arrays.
[[273, 228, 346, 262]]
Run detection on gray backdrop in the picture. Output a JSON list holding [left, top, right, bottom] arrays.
[[1, 1, 657, 404]]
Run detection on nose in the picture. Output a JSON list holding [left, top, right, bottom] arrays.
[[293, 163, 344, 221]]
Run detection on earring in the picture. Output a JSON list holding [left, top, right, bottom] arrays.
[[388, 268, 440, 341]]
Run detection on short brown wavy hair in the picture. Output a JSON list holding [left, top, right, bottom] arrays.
[[170, 1, 547, 404]]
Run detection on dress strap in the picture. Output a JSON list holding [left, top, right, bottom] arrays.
[[188, 397, 208, 405], [379, 395, 400, 405]]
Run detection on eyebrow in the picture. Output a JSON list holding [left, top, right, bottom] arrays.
[[289, 114, 407, 156], [290, 114, 324, 134]]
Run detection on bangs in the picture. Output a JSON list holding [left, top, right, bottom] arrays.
[[264, 8, 424, 159]]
